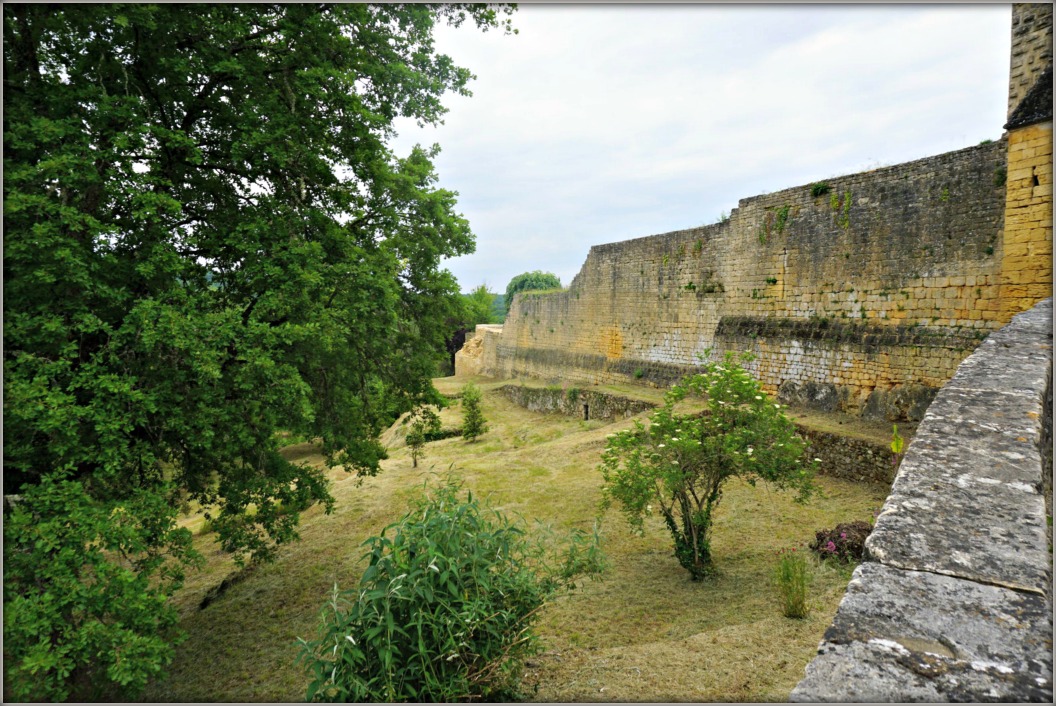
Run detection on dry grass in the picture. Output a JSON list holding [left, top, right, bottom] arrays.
[[141, 376, 887, 702]]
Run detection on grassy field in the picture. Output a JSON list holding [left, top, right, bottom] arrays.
[[141, 376, 889, 702]]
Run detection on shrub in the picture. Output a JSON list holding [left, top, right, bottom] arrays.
[[406, 406, 442, 468], [600, 351, 818, 581], [461, 383, 488, 441], [773, 547, 811, 619], [890, 423, 905, 470], [296, 478, 604, 702], [808, 520, 873, 563], [3, 474, 195, 701], [810, 182, 831, 198]]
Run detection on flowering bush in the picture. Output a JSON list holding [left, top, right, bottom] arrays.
[[773, 547, 812, 619], [808, 520, 872, 563], [600, 351, 818, 581]]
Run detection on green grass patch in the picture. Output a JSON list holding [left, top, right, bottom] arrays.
[[143, 378, 888, 702]]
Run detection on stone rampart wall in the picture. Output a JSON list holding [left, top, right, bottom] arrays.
[[791, 297, 1053, 702], [475, 142, 1010, 419], [498, 385, 655, 422]]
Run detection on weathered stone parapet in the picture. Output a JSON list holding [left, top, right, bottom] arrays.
[[791, 297, 1053, 702]]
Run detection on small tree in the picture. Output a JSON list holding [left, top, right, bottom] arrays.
[[406, 406, 442, 468], [461, 383, 488, 441], [463, 284, 499, 326], [600, 351, 817, 580]]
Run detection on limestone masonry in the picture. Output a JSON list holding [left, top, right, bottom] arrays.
[[457, 4, 1053, 423], [461, 141, 1014, 420]]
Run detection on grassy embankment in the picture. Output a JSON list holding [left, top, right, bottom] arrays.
[[143, 376, 889, 702]]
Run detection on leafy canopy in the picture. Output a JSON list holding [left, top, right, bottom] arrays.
[[3, 3, 514, 700], [462, 283, 501, 326], [503, 270, 562, 316], [600, 352, 817, 580]]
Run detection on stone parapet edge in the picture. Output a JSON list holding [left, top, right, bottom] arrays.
[[790, 297, 1053, 703]]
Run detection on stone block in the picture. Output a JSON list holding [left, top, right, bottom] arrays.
[[790, 563, 1053, 703], [866, 442, 1050, 594]]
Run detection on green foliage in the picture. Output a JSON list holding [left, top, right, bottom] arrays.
[[890, 423, 905, 470], [461, 383, 489, 442], [296, 478, 604, 702], [503, 271, 562, 316], [3, 474, 197, 700], [600, 351, 817, 580], [488, 293, 507, 323], [775, 204, 792, 234], [3, 3, 514, 698], [406, 406, 443, 468], [994, 166, 1008, 188], [839, 190, 852, 229], [773, 547, 811, 619], [890, 424, 904, 456], [810, 182, 831, 198], [462, 284, 501, 327]]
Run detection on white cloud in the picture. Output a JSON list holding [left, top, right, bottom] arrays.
[[389, 4, 1012, 290]]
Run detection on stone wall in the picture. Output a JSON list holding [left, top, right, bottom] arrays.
[[1008, 3, 1053, 118], [790, 297, 1053, 702], [1001, 119, 1053, 319], [498, 385, 655, 422], [798, 428, 897, 487], [471, 141, 1010, 419]]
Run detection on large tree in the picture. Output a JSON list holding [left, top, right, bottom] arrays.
[[2, 3, 514, 700]]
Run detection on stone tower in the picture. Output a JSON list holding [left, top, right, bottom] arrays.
[[1000, 2, 1053, 320]]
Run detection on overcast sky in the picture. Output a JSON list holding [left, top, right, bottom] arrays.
[[389, 3, 1013, 293]]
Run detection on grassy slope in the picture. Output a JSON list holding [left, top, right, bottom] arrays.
[[142, 377, 888, 702]]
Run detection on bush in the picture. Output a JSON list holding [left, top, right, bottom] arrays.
[[810, 182, 831, 198], [297, 478, 604, 702], [3, 474, 195, 701], [808, 520, 872, 563], [601, 351, 817, 581], [406, 406, 442, 468], [461, 383, 488, 442], [773, 547, 811, 619]]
